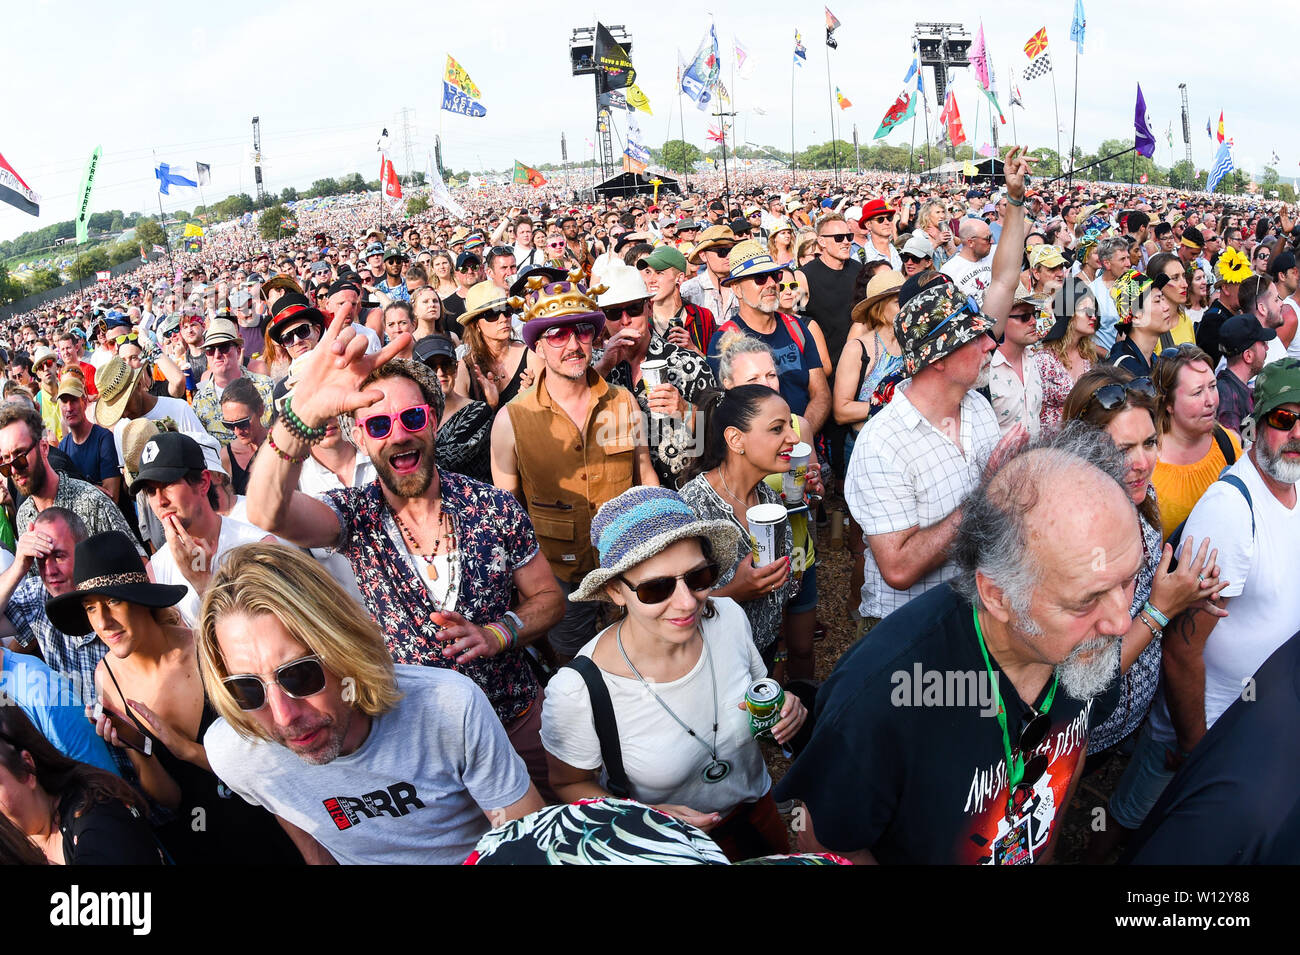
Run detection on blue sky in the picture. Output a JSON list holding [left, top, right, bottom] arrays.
[[1, 0, 1291, 242]]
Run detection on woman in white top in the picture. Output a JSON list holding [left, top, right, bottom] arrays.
[[541, 486, 806, 861]]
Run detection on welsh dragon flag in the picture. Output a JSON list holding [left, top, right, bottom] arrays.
[[513, 161, 547, 188], [873, 90, 916, 139]]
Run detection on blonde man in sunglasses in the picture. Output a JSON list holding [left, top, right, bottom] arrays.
[[198, 543, 544, 864]]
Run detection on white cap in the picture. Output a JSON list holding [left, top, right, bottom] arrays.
[[901, 233, 934, 259], [845, 205, 863, 223], [595, 264, 650, 308]]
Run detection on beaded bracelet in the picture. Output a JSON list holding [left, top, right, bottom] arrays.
[[282, 397, 328, 442], [1137, 614, 1161, 639], [267, 431, 309, 464], [1143, 601, 1169, 629]]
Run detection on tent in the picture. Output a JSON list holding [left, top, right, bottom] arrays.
[[592, 170, 681, 199], [920, 157, 1005, 185]]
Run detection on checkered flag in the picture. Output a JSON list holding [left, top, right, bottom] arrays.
[[1022, 52, 1052, 82]]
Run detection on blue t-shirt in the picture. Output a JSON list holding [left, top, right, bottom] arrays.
[[707, 314, 824, 416], [1, 650, 118, 774], [58, 425, 119, 485]]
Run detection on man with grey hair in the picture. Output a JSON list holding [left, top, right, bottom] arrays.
[[1090, 236, 1133, 356], [778, 424, 1136, 865]]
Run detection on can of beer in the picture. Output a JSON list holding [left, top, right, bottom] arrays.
[[746, 503, 787, 567], [745, 678, 786, 742]]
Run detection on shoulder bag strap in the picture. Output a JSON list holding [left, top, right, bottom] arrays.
[[1212, 424, 1237, 466], [563, 656, 631, 799]]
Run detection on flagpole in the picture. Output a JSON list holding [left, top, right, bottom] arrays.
[[1008, 67, 1019, 146], [1049, 62, 1063, 169], [908, 106, 917, 186], [677, 65, 690, 191], [790, 51, 797, 185], [1068, 43, 1080, 185], [825, 41, 839, 188], [920, 66, 934, 173], [151, 149, 176, 280]]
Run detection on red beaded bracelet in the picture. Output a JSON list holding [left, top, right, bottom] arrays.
[[267, 431, 309, 464]]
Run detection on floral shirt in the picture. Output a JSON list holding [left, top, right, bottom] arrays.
[[192, 372, 275, 445], [608, 335, 717, 487], [323, 469, 541, 723], [1037, 347, 1086, 436], [16, 476, 143, 558], [989, 346, 1044, 439]]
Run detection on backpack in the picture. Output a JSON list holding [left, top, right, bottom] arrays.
[[1166, 434, 1254, 572]]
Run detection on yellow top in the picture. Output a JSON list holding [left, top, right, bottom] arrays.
[[1152, 428, 1242, 541], [1154, 308, 1197, 354]]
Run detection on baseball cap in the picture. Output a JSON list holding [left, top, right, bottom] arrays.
[[1027, 245, 1067, 269], [1218, 315, 1277, 358], [638, 246, 688, 273], [1252, 357, 1300, 423], [365, 241, 385, 257], [55, 374, 85, 400], [129, 432, 207, 494], [456, 252, 482, 270], [413, 334, 457, 366], [901, 233, 934, 259]]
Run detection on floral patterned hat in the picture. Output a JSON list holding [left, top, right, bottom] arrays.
[[894, 282, 995, 377]]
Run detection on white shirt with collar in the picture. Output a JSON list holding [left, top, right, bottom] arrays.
[[989, 347, 1044, 439], [845, 380, 1000, 619]]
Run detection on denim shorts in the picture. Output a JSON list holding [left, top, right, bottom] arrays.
[[788, 562, 818, 615]]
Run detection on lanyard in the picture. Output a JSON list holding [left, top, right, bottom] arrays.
[[971, 605, 1057, 816]]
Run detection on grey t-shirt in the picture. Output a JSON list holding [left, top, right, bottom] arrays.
[[204, 664, 531, 864]]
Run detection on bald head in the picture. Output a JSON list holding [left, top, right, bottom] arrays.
[[959, 218, 991, 242]]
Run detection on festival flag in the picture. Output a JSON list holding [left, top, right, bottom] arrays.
[[1216, 111, 1225, 144], [1166, 123, 1174, 149], [904, 51, 924, 94], [683, 25, 722, 110], [962, 160, 978, 177], [1206, 117, 1212, 139], [979, 143, 993, 158], [594, 21, 651, 112], [74, 146, 102, 245], [970, 22, 991, 90], [1024, 27, 1049, 59], [1008, 68, 1024, 107], [825, 6, 840, 48], [154, 162, 197, 195], [195, 161, 211, 186], [95, 270, 111, 283], [1070, 0, 1086, 53], [873, 90, 915, 139], [379, 156, 403, 207], [182, 223, 204, 238], [734, 38, 754, 79], [1272, 148, 1281, 165], [836, 87, 852, 110], [1207, 139, 1235, 193], [443, 54, 487, 117], [1134, 85, 1157, 158], [622, 153, 647, 175], [706, 125, 725, 144], [1022, 50, 1053, 82], [625, 116, 652, 166], [794, 30, 807, 66], [377, 128, 390, 152], [512, 161, 546, 188], [939, 90, 966, 148], [152, 244, 166, 254]]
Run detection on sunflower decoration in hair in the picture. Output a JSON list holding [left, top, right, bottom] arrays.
[[1215, 245, 1251, 285], [1112, 269, 1154, 329]]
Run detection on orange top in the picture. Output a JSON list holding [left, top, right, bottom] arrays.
[[1152, 428, 1242, 541]]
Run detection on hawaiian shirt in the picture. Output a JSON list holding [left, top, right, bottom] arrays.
[[608, 335, 717, 486], [16, 476, 143, 557], [376, 279, 411, 303], [323, 469, 541, 724], [192, 372, 275, 445]]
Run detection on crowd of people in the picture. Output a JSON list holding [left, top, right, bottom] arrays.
[[0, 144, 1295, 866]]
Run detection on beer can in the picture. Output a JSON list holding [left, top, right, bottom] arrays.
[[746, 678, 786, 741], [746, 503, 787, 567]]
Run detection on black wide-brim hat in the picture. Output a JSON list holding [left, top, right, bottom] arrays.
[[267, 290, 327, 345], [46, 532, 189, 637]]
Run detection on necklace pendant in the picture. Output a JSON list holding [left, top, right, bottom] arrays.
[[702, 759, 731, 784]]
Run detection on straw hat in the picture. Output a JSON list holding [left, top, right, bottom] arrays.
[[851, 270, 905, 324], [686, 225, 738, 265], [457, 280, 511, 327]]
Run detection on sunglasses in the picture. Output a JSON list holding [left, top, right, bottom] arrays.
[[619, 562, 720, 604], [820, 233, 853, 243], [278, 323, 317, 346], [1009, 708, 1051, 796], [778, 281, 800, 291], [1263, 406, 1300, 432], [112, 333, 139, 345], [541, 322, 597, 347], [358, 403, 431, 439], [921, 294, 985, 343], [0, 444, 35, 477], [605, 300, 648, 322], [221, 416, 252, 431], [204, 342, 238, 355], [223, 654, 328, 711], [901, 254, 929, 264], [1083, 377, 1156, 414]]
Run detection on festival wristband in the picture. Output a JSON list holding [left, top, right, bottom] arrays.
[[1006, 196, 1025, 207], [1143, 601, 1169, 629]]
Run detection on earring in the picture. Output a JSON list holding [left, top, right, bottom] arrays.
[[738, 448, 745, 455]]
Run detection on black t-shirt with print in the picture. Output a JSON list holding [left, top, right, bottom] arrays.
[[775, 586, 1118, 864]]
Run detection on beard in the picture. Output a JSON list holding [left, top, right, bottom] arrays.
[[973, 353, 992, 390], [1255, 436, 1300, 485], [373, 436, 436, 499], [276, 713, 344, 765], [1056, 635, 1122, 701], [19, 460, 47, 498]]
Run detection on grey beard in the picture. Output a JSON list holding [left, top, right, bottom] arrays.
[[1056, 635, 1121, 701], [1256, 438, 1300, 485]]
